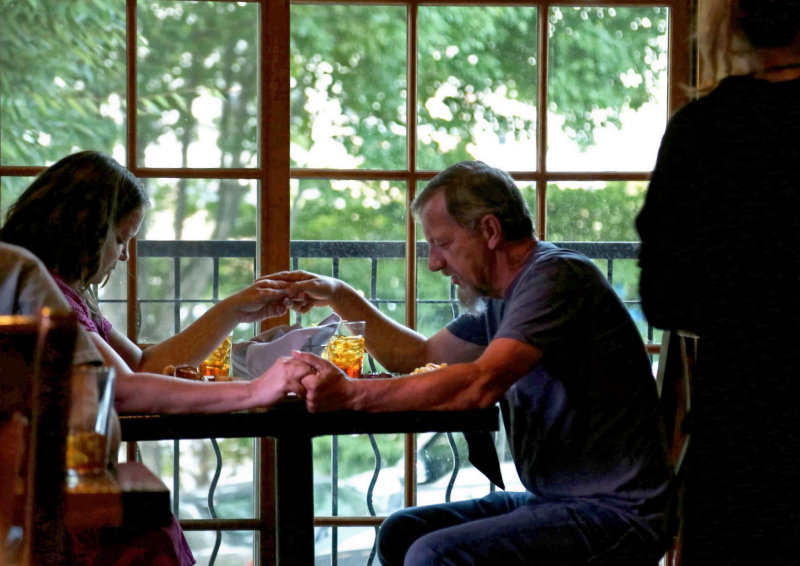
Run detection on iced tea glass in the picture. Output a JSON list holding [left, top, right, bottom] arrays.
[[324, 321, 366, 378], [200, 335, 232, 379], [67, 365, 115, 479]]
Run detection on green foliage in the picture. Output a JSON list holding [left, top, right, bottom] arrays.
[[313, 434, 405, 478], [0, 0, 125, 163], [548, 7, 667, 145], [290, 4, 667, 171], [546, 181, 647, 241]]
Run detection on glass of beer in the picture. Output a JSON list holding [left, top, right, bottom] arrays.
[[324, 321, 366, 378]]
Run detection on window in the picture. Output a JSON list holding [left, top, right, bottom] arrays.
[[1, 1, 691, 564]]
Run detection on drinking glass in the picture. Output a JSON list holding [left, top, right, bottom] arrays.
[[200, 335, 232, 379], [324, 321, 366, 378], [67, 365, 116, 488]]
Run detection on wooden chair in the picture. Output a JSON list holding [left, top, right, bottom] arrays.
[[0, 310, 78, 565], [655, 329, 698, 566]]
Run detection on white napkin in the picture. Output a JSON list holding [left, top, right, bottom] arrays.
[[231, 313, 341, 379]]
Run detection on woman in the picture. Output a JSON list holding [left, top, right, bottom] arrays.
[[0, 151, 309, 414], [636, 1, 800, 563], [0, 151, 310, 565]]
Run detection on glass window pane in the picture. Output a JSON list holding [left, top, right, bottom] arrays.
[[547, 6, 669, 171], [0, 177, 32, 227], [139, 178, 257, 242], [417, 6, 538, 171], [416, 258, 457, 338], [290, 5, 407, 170], [137, 437, 255, 500], [134, 177, 257, 343], [290, 178, 407, 331], [291, 179, 406, 242], [314, 525, 377, 566], [545, 180, 645, 242], [546, 181, 646, 338], [97, 264, 129, 336], [0, 0, 126, 165], [135, 254, 257, 344], [184, 529, 254, 566], [144, 437, 257, 565], [137, 1, 260, 168]]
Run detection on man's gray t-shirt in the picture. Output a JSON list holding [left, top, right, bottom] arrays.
[[447, 242, 671, 541]]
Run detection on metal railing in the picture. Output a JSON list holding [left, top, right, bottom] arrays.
[[117, 239, 647, 566]]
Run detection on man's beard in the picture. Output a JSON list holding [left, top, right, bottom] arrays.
[[457, 284, 487, 315]]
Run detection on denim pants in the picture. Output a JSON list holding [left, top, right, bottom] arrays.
[[376, 492, 660, 566]]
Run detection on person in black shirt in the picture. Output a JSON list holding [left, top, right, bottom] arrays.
[[636, 1, 800, 563]]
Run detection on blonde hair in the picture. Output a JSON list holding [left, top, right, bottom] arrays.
[[697, 0, 800, 92], [697, 0, 759, 91]]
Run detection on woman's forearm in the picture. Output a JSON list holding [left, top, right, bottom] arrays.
[[138, 298, 239, 371], [113, 372, 253, 414], [138, 280, 288, 371]]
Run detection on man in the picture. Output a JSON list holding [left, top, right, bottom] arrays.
[[280, 161, 672, 565]]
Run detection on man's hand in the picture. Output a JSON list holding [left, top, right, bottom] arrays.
[[263, 271, 340, 314], [290, 350, 355, 412]]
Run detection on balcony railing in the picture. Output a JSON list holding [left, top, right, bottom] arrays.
[[114, 239, 652, 566]]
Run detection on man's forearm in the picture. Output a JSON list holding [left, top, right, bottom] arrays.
[[348, 363, 500, 412], [328, 283, 429, 373]]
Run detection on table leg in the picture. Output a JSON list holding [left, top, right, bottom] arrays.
[[275, 434, 315, 566]]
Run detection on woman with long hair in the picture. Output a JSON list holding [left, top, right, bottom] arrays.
[[1, 150, 309, 415], [1, 151, 311, 565]]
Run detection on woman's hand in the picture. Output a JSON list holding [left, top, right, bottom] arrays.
[[262, 271, 340, 314], [225, 278, 290, 323], [247, 355, 313, 407]]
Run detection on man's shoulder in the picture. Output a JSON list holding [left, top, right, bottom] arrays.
[[530, 241, 588, 263], [522, 242, 597, 281], [0, 241, 44, 271]]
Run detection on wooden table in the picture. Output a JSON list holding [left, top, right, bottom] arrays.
[[120, 399, 500, 566]]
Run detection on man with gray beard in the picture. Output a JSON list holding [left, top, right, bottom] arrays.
[[272, 161, 671, 566]]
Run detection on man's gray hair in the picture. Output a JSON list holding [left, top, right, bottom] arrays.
[[411, 161, 534, 241]]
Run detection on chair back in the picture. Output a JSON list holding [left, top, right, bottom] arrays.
[[0, 310, 78, 565], [655, 329, 698, 566]]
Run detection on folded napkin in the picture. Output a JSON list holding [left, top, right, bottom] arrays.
[[231, 313, 341, 379]]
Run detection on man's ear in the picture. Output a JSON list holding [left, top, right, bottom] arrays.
[[478, 215, 503, 250]]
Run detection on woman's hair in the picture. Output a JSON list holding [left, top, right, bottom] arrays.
[[698, 0, 800, 90], [411, 161, 534, 241], [0, 151, 148, 290]]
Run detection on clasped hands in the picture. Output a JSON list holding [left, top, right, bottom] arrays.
[[254, 271, 353, 412]]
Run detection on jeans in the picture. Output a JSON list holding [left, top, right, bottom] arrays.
[[377, 492, 659, 566]]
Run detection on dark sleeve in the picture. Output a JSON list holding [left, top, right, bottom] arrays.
[[635, 108, 703, 332], [446, 312, 490, 346]]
